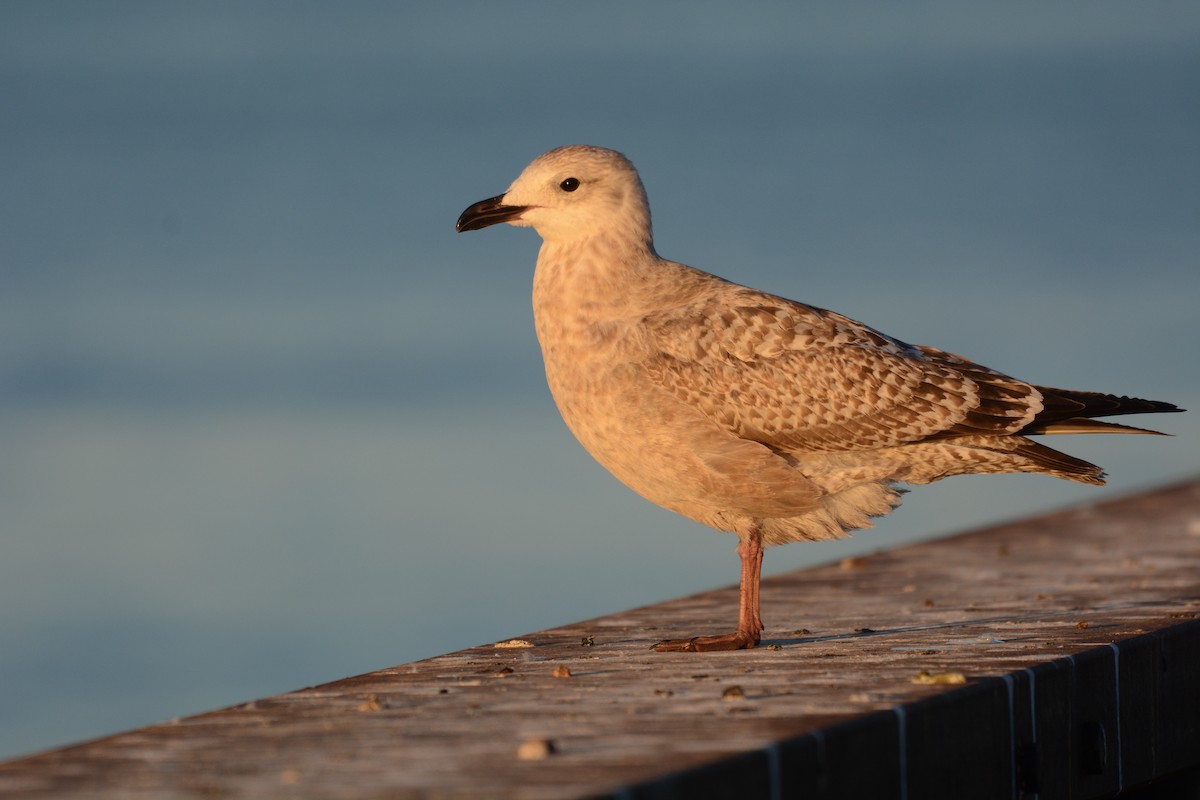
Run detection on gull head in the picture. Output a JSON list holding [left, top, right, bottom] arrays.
[[456, 145, 653, 247]]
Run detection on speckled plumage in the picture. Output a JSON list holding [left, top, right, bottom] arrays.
[[457, 145, 1181, 650]]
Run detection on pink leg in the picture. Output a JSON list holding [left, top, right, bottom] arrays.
[[654, 525, 764, 652]]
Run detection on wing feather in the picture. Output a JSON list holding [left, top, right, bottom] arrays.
[[643, 292, 1041, 453]]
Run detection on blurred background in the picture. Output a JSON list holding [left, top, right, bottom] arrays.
[[1, 1, 1196, 760]]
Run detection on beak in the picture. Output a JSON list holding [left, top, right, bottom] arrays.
[[456, 194, 528, 232]]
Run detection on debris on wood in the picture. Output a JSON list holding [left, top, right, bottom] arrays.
[[517, 738, 556, 760], [721, 686, 745, 701], [911, 670, 967, 685]]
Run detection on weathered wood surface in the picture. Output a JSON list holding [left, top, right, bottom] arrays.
[[2, 479, 1199, 799]]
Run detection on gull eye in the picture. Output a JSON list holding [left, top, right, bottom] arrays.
[[559, 177, 580, 192]]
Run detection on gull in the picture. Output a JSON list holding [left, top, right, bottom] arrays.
[[456, 145, 1183, 652]]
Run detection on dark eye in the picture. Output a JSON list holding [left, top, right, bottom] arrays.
[[559, 177, 580, 192]]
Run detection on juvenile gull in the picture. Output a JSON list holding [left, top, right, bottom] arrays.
[[456, 145, 1183, 652]]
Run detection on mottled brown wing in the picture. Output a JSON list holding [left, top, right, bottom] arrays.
[[911, 345, 1044, 439], [644, 294, 1041, 453]]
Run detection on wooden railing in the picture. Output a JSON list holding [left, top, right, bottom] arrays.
[[2, 479, 1198, 799]]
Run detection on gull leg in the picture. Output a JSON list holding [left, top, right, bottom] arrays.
[[654, 525, 764, 652]]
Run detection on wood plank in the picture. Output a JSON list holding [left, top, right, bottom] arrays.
[[2, 479, 1198, 799]]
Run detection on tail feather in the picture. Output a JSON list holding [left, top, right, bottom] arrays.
[[1009, 438, 1107, 485], [1025, 386, 1183, 436]]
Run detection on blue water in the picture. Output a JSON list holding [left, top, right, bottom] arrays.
[[2, 2, 1197, 760]]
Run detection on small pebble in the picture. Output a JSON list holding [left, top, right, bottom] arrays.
[[517, 738, 557, 760], [552, 665, 572, 679], [721, 685, 746, 701]]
